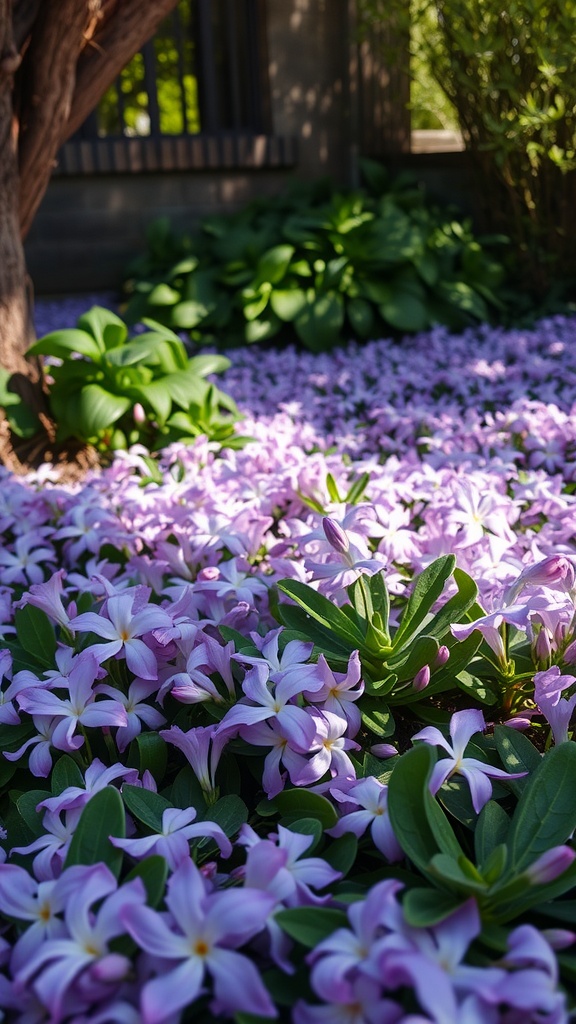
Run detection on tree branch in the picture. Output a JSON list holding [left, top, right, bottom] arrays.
[[18, 0, 92, 237], [65, 0, 180, 140]]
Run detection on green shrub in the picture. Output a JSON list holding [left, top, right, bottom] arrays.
[[122, 161, 509, 352], [365, 0, 576, 302], [26, 306, 242, 454]]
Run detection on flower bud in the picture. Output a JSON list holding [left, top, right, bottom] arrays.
[[541, 928, 576, 950], [133, 402, 146, 425], [506, 555, 576, 604], [433, 645, 450, 669], [533, 628, 552, 668], [526, 845, 576, 885], [413, 664, 431, 692], [322, 516, 350, 555], [370, 743, 397, 759], [89, 953, 131, 983], [563, 639, 576, 665], [197, 566, 220, 582]]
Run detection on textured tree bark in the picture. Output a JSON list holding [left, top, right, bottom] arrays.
[[0, 0, 32, 378], [0, 0, 180, 380]]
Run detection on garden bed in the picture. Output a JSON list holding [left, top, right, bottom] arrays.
[[1, 303, 576, 1021]]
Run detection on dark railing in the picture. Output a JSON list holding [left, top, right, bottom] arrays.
[[56, 0, 293, 175]]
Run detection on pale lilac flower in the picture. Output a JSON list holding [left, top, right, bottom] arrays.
[[13, 864, 146, 1021], [10, 806, 84, 881], [121, 856, 277, 1022], [94, 678, 166, 751], [294, 975, 404, 1024], [292, 710, 360, 785], [16, 570, 73, 629], [161, 723, 227, 799], [71, 592, 173, 680], [412, 709, 527, 813], [110, 806, 232, 870], [525, 845, 576, 885], [0, 531, 55, 586], [37, 759, 139, 814], [302, 651, 364, 736], [16, 652, 128, 753], [534, 665, 576, 744], [237, 717, 308, 797], [504, 554, 576, 605], [158, 642, 225, 705], [217, 661, 321, 753], [239, 823, 340, 906], [328, 777, 403, 862], [4, 714, 60, 777]]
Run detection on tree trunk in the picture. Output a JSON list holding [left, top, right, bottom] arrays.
[[0, 0, 180, 381], [0, 0, 33, 379]]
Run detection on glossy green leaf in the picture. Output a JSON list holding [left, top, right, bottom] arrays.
[[474, 800, 511, 866], [254, 244, 295, 286], [77, 307, 127, 350], [125, 855, 168, 908], [16, 790, 50, 838], [28, 328, 104, 362], [402, 887, 462, 926], [295, 292, 345, 352], [76, 384, 131, 438], [277, 580, 365, 646], [275, 907, 348, 948], [201, 794, 248, 838], [323, 834, 358, 875], [51, 755, 85, 796], [506, 742, 576, 875], [493, 725, 541, 795], [63, 787, 125, 876], [14, 606, 56, 668], [273, 788, 338, 829], [122, 784, 173, 832], [392, 555, 456, 651]]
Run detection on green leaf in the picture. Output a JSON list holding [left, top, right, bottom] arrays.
[[244, 315, 281, 343], [122, 784, 173, 832], [506, 742, 576, 875], [379, 290, 429, 333], [275, 907, 348, 948], [125, 855, 168, 908], [201, 794, 248, 839], [27, 328, 103, 362], [429, 853, 488, 894], [277, 580, 365, 646], [63, 787, 125, 876], [423, 568, 478, 640], [187, 353, 231, 377], [16, 790, 50, 838], [323, 834, 358, 875], [14, 605, 56, 668], [402, 888, 462, 926], [392, 555, 456, 651], [295, 292, 344, 352], [388, 744, 462, 875], [132, 732, 168, 784], [346, 297, 375, 338], [437, 281, 488, 321], [493, 725, 541, 795], [270, 288, 309, 322], [77, 307, 128, 351], [148, 283, 181, 306], [51, 755, 85, 796], [474, 800, 511, 866], [254, 244, 295, 286], [273, 788, 338, 829], [76, 384, 131, 439]]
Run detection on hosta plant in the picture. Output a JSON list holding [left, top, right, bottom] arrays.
[[26, 306, 241, 454]]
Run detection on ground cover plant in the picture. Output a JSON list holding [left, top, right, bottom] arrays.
[[1, 301, 576, 1020], [121, 161, 509, 349]]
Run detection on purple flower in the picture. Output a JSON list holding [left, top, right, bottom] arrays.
[[161, 723, 228, 799], [13, 864, 146, 1021], [328, 777, 403, 862], [412, 709, 527, 813], [110, 806, 232, 870], [121, 856, 277, 1022], [71, 592, 173, 680], [292, 710, 360, 785], [534, 665, 576, 744], [16, 652, 128, 753], [217, 661, 321, 753]]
